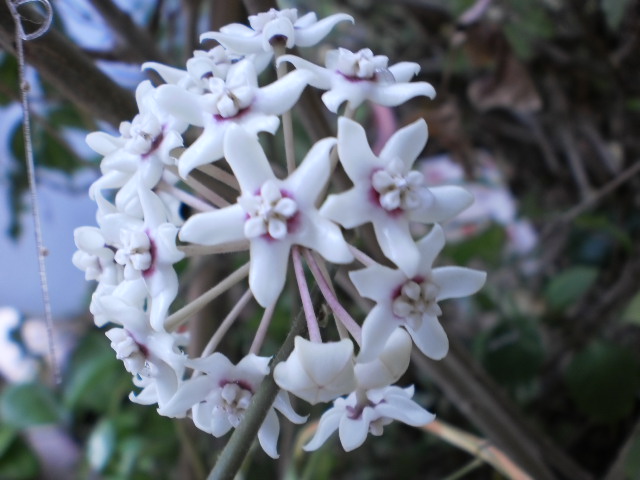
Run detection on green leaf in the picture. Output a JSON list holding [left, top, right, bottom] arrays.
[[0, 434, 40, 480], [566, 341, 640, 424], [601, 0, 634, 30], [544, 266, 598, 311], [621, 291, 640, 325], [0, 383, 63, 429], [474, 317, 544, 387]]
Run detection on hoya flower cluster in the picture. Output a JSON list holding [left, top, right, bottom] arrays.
[[73, 8, 486, 457]]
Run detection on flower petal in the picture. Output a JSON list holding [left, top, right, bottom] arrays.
[[178, 126, 225, 178], [406, 315, 449, 360], [408, 185, 474, 223], [374, 392, 435, 426], [320, 187, 373, 229], [154, 85, 204, 126], [339, 413, 370, 451], [373, 218, 420, 276], [388, 62, 420, 82], [249, 238, 290, 307], [358, 304, 400, 363], [224, 125, 276, 193], [379, 118, 428, 171], [303, 406, 343, 451], [337, 117, 380, 180], [368, 81, 436, 107], [295, 13, 354, 47], [433, 266, 487, 301], [179, 204, 246, 245], [349, 263, 403, 302], [257, 408, 280, 459]]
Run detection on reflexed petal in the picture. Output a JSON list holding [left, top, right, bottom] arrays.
[[373, 218, 420, 276], [355, 329, 412, 389], [257, 409, 280, 458], [224, 125, 275, 192], [303, 407, 343, 451], [254, 70, 313, 116], [406, 315, 449, 360], [320, 88, 351, 114], [142, 62, 186, 85], [408, 185, 474, 223], [201, 31, 263, 55], [339, 413, 370, 451], [368, 81, 436, 106], [273, 391, 307, 424], [388, 62, 420, 82], [379, 118, 428, 170], [359, 304, 399, 363], [155, 85, 204, 126], [337, 117, 380, 180], [277, 54, 332, 89], [249, 238, 290, 307], [320, 188, 373, 229], [295, 13, 354, 47], [375, 392, 435, 426], [432, 266, 487, 301], [86, 131, 121, 156], [178, 126, 225, 178], [157, 376, 210, 417], [349, 263, 402, 302], [179, 204, 246, 245]]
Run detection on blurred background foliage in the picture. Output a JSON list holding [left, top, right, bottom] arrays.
[[1, 0, 640, 478]]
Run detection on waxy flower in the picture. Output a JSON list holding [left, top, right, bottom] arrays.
[[350, 224, 486, 362], [202, 8, 353, 55], [154, 59, 312, 177], [354, 328, 412, 391], [304, 385, 435, 452], [322, 117, 473, 275], [279, 47, 435, 113], [159, 353, 305, 458], [179, 125, 353, 307], [274, 337, 357, 404]]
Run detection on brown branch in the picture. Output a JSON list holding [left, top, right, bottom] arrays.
[[0, 1, 137, 128]]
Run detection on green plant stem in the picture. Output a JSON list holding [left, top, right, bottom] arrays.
[[207, 301, 308, 480]]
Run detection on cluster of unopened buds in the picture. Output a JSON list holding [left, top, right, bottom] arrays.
[[73, 8, 486, 457]]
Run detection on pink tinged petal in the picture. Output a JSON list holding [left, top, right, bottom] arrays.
[[368, 81, 436, 107], [257, 408, 280, 459], [337, 117, 380, 180], [303, 407, 343, 451], [320, 187, 373, 229], [284, 137, 335, 205], [349, 263, 404, 302], [388, 62, 421, 82], [178, 126, 225, 178], [432, 266, 487, 301], [249, 238, 290, 307], [200, 31, 264, 55], [294, 213, 353, 264], [179, 204, 246, 245], [262, 16, 295, 49], [379, 118, 428, 170], [277, 55, 332, 89], [157, 375, 211, 418], [406, 315, 449, 360], [223, 125, 275, 193], [358, 304, 400, 363], [373, 218, 420, 276], [253, 69, 313, 116], [86, 131, 121, 155], [408, 185, 474, 223], [339, 413, 370, 451], [374, 393, 435, 426], [273, 391, 307, 424], [415, 224, 446, 270], [142, 62, 186, 84], [154, 85, 204, 126], [355, 329, 412, 389], [294, 13, 354, 47]]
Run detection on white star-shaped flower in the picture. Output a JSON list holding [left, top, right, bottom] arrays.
[[321, 117, 473, 275], [278, 47, 436, 113], [153, 58, 312, 178], [303, 384, 435, 452], [201, 8, 353, 55], [349, 224, 486, 362], [158, 353, 306, 459], [179, 125, 353, 307]]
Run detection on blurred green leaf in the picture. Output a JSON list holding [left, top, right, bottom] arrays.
[[0, 53, 19, 106], [445, 224, 506, 266], [544, 266, 598, 311], [0, 383, 63, 429], [566, 341, 640, 423], [621, 291, 640, 325], [474, 317, 544, 387], [0, 433, 40, 480], [601, 0, 634, 30]]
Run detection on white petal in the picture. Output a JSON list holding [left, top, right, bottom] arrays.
[[432, 266, 486, 301], [154, 85, 204, 126], [339, 414, 369, 452], [273, 391, 307, 424], [157, 376, 210, 417], [277, 54, 332, 89], [379, 118, 428, 171], [142, 62, 186, 85], [303, 407, 342, 451], [337, 117, 380, 181], [294, 13, 354, 47], [408, 185, 474, 223], [293, 212, 353, 264], [349, 263, 403, 302], [253, 69, 313, 116], [86, 131, 121, 155], [178, 126, 225, 178], [358, 304, 400, 363], [355, 329, 412, 389], [249, 238, 290, 307], [406, 315, 449, 360], [374, 393, 435, 426], [224, 125, 275, 193], [284, 137, 335, 206], [415, 224, 446, 271], [262, 16, 295, 49], [373, 218, 420, 276], [388, 62, 420, 82], [257, 408, 280, 459], [179, 205, 246, 245], [201, 31, 264, 55], [368, 81, 436, 106], [320, 187, 374, 229]]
